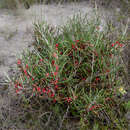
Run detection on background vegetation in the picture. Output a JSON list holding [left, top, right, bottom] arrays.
[[0, 0, 129, 11]]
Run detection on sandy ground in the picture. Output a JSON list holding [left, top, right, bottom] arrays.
[[0, 1, 129, 129]]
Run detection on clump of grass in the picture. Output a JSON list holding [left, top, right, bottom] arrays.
[[11, 13, 128, 129]]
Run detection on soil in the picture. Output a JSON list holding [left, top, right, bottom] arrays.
[[0, 1, 129, 129]]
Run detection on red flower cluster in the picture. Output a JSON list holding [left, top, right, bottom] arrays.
[[17, 59, 21, 65], [32, 86, 55, 99], [89, 104, 101, 111], [15, 81, 23, 94], [72, 44, 77, 51], [65, 97, 72, 103], [89, 105, 97, 111], [55, 43, 59, 50], [111, 41, 123, 47], [72, 40, 80, 51]]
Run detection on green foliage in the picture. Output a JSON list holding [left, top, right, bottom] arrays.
[[125, 101, 130, 110], [12, 13, 128, 129]]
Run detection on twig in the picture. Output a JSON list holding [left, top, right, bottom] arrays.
[[38, 112, 51, 118], [58, 105, 70, 130], [45, 112, 52, 127]]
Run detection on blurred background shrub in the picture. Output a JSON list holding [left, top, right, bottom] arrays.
[[0, 0, 129, 10]]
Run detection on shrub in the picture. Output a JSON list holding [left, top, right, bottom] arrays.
[[12, 13, 128, 129]]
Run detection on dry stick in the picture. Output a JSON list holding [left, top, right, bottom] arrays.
[[38, 112, 51, 118], [58, 105, 70, 130], [90, 52, 95, 82], [45, 112, 52, 127]]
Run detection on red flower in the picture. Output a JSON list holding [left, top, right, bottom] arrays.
[[111, 43, 116, 47], [17, 59, 21, 65], [94, 51, 98, 57], [52, 60, 55, 65], [60, 51, 63, 55], [51, 73, 54, 77], [15, 83, 18, 88], [53, 99, 56, 103], [55, 43, 59, 48], [42, 88, 46, 93], [16, 89, 19, 94], [116, 41, 119, 44], [46, 73, 49, 77], [47, 89, 51, 94], [51, 93, 55, 98], [89, 105, 97, 111], [89, 104, 101, 111], [72, 44, 77, 51], [72, 44, 75, 49], [82, 78, 86, 81], [24, 69, 28, 76], [75, 40, 80, 43], [55, 65, 59, 71], [112, 41, 123, 48], [55, 85, 58, 89], [33, 88, 36, 92], [54, 72, 58, 76], [37, 87, 41, 92], [105, 97, 111, 101], [18, 83, 22, 87], [110, 54, 112, 57], [26, 64, 29, 69], [74, 60, 79, 65], [96, 77, 100, 81], [40, 59, 43, 62], [32, 77, 34, 81], [53, 52, 58, 59], [24, 69, 27, 73], [65, 97, 72, 103], [118, 43, 123, 47], [54, 80, 58, 85]]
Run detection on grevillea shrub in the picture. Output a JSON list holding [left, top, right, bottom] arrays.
[[12, 13, 128, 129]]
